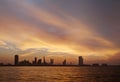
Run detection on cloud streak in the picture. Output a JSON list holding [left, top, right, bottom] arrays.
[[0, 0, 120, 64]]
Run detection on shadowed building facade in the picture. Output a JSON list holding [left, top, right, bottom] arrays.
[[14, 55, 19, 65], [50, 59, 54, 65], [78, 56, 83, 65], [63, 59, 66, 65]]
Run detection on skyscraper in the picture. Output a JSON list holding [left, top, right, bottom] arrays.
[[38, 59, 42, 65], [78, 56, 83, 65], [14, 55, 19, 65], [50, 59, 54, 65], [63, 59, 66, 65], [43, 56, 46, 65]]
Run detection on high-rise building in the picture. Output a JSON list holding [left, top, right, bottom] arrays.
[[38, 59, 42, 65], [63, 59, 66, 65], [14, 55, 19, 65], [78, 56, 83, 65], [50, 59, 54, 65]]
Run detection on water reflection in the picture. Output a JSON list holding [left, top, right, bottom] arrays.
[[0, 66, 120, 82]]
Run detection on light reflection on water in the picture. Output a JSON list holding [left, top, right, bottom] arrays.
[[0, 66, 120, 82]]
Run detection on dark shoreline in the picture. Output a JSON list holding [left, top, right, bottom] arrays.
[[0, 65, 120, 67]]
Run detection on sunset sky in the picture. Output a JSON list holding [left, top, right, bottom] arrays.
[[0, 0, 120, 65]]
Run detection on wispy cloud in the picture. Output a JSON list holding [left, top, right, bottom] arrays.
[[0, 0, 120, 64]]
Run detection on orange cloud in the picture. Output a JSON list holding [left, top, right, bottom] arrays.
[[0, 0, 119, 64]]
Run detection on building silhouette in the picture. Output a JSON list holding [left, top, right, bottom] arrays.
[[13, 55, 89, 66], [32, 57, 37, 65], [38, 59, 42, 65], [49, 59, 54, 65], [0, 54, 111, 66], [78, 56, 83, 65], [35, 57, 37, 64], [63, 59, 66, 65], [43, 56, 47, 65], [19, 59, 31, 66], [101, 63, 108, 66], [14, 55, 19, 65], [0, 63, 4, 66], [92, 63, 99, 66]]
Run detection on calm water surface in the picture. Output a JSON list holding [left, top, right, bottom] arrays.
[[0, 66, 120, 82]]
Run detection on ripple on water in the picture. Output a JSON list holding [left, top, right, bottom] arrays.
[[0, 66, 120, 82]]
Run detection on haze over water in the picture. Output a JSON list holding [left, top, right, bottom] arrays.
[[0, 66, 120, 82]]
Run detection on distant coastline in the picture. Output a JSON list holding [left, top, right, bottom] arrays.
[[0, 65, 120, 67], [0, 55, 119, 67]]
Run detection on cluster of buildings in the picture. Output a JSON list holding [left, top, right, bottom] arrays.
[[0, 55, 108, 66], [15, 55, 54, 66], [14, 55, 84, 66]]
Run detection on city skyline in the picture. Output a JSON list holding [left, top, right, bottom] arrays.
[[0, 54, 109, 66], [1, 55, 84, 66], [0, 0, 120, 65]]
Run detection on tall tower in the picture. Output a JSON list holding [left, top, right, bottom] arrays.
[[14, 55, 19, 65], [78, 56, 83, 65], [63, 59, 66, 65], [38, 59, 42, 65], [50, 59, 54, 65]]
